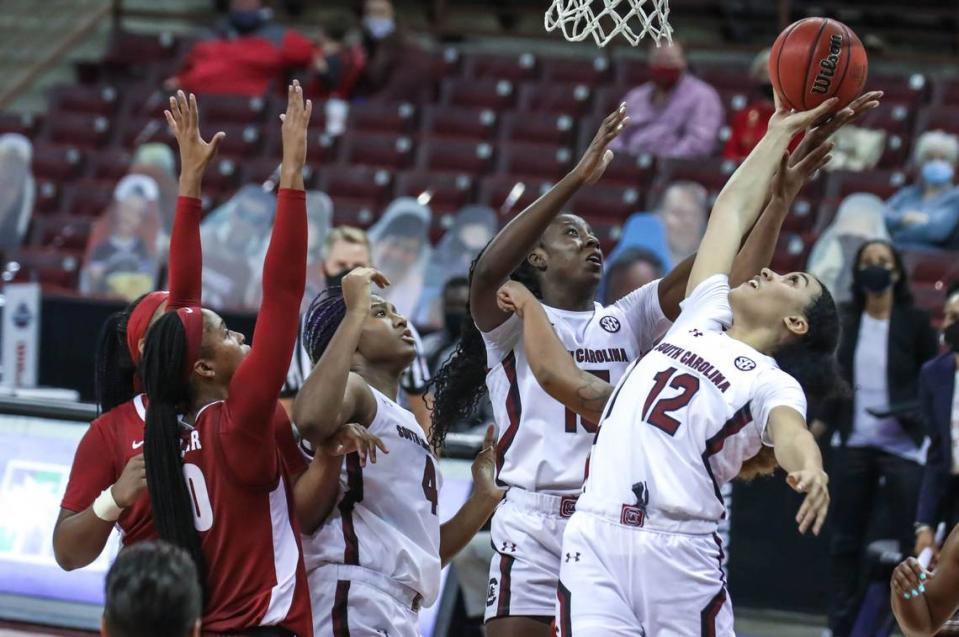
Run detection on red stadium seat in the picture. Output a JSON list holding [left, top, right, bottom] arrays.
[[827, 169, 907, 201], [340, 133, 416, 171], [47, 113, 112, 149], [203, 158, 246, 195], [51, 85, 120, 117], [541, 55, 612, 87], [88, 149, 134, 181], [498, 143, 574, 181], [856, 102, 915, 137], [781, 199, 819, 234], [199, 94, 267, 126], [32, 143, 85, 182], [348, 101, 417, 135], [34, 180, 64, 216], [498, 112, 577, 147], [568, 184, 644, 222], [920, 105, 959, 137], [395, 171, 476, 214], [615, 60, 649, 88], [318, 165, 394, 211], [441, 78, 517, 111], [245, 157, 283, 184], [912, 282, 947, 320], [117, 115, 176, 148], [263, 127, 337, 163], [433, 47, 462, 79], [464, 52, 539, 82], [62, 179, 115, 218], [11, 246, 83, 291], [421, 106, 499, 141], [104, 30, 181, 66], [478, 174, 554, 214], [518, 82, 594, 117], [31, 215, 93, 251], [592, 85, 629, 118], [130, 86, 176, 118], [657, 157, 738, 193], [418, 138, 496, 176], [869, 73, 930, 109], [771, 234, 811, 274], [331, 201, 378, 229], [210, 124, 263, 158], [0, 112, 41, 137], [904, 250, 959, 285]]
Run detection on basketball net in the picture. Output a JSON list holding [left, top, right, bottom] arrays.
[[545, 0, 673, 47]]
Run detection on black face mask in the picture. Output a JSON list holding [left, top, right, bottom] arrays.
[[943, 322, 959, 353], [229, 10, 265, 34], [858, 265, 893, 294], [444, 311, 466, 340], [325, 268, 352, 289]]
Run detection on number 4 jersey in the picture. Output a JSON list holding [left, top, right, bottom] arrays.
[[483, 280, 671, 496], [577, 274, 807, 530]]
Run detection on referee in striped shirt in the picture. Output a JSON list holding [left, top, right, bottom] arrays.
[[280, 225, 432, 427]]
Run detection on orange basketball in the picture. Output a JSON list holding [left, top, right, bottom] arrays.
[[768, 17, 868, 112]]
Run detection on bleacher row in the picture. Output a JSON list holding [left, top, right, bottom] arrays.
[[2, 30, 958, 315]]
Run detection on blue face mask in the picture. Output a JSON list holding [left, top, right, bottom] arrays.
[[229, 10, 265, 33], [921, 159, 954, 187], [364, 16, 396, 40]]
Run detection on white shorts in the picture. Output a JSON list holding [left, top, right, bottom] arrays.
[[309, 564, 422, 637], [484, 489, 577, 622], [556, 512, 733, 637]]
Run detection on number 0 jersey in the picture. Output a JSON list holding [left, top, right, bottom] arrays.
[[483, 281, 670, 496], [302, 387, 443, 607], [577, 275, 807, 531]]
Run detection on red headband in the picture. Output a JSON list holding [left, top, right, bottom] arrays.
[[126, 291, 170, 366], [176, 306, 204, 382]]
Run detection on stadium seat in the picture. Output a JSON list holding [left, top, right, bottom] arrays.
[[211, 124, 263, 158], [771, 234, 811, 273], [597, 152, 658, 189], [518, 82, 594, 117], [827, 169, 907, 201], [568, 184, 644, 222], [498, 143, 573, 181], [11, 246, 83, 291], [869, 73, 930, 109], [464, 52, 539, 82], [433, 47, 462, 79], [117, 115, 176, 149], [32, 143, 85, 182], [47, 113, 112, 149], [331, 201, 378, 229], [912, 282, 947, 319], [129, 85, 174, 118], [781, 199, 818, 234], [418, 138, 496, 176], [478, 174, 553, 214], [614, 60, 649, 87], [199, 94, 267, 126], [245, 157, 283, 185], [62, 179, 115, 218], [0, 111, 41, 137], [31, 215, 93, 251], [103, 30, 181, 66], [318, 165, 394, 211], [903, 249, 959, 284], [263, 126, 336, 163], [203, 158, 246, 195], [657, 157, 739, 193], [856, 101, 914, 137], [340, 133, 416, 170], [588, 220, 623, 255], [50, 85, 120, 117], [498, 112, 577, 147], [395, 171, 476, 214], [541, 55, 612, 87], [592, 85, 629, 118], [347, 101, 417, 135], [88, 149, 134, 181], [34, 180, 64, 216], [441, 78, 517, 112], [421, 106, 499, 141], [919, 105, 959, 137]]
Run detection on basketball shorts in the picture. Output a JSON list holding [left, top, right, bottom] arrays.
[[485, 489, 577, 622], [309, 564, 422, 637], [556, 511, 733, 637]]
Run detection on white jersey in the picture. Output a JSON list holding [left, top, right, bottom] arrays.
[[577, 275, 807, 531], [483, 281, 670, 495], [302, 387, 443, 606]]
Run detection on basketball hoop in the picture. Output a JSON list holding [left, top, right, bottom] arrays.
[[545, 0, 672, 47]]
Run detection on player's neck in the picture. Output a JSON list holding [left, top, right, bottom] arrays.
[[540, 280, 595, 312], [188, 385, 229, 420], [355, 364, 400, 401], [864, 291, 893, 319], [725, 322, 776, 356]]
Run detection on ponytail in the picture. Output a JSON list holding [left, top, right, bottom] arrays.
[[140, 312, 207, 601], [428, 253, 543, 451], [94, 294, 153, 414]]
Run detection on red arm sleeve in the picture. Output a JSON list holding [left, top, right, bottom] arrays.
[[60, 421, 119, 512], [281, 30, 316, 67], [222, 188, 307, 483], [167, 196, 203, 309]]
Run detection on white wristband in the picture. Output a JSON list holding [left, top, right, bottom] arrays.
[[93, 487, 124, 522]]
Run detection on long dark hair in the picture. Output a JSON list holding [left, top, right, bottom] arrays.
[[850, 240, 914, 313], [302, 287, 347, 366], [428, 254, 542, 451], [94, 294, 148, 414], [140, 312, 207, 601]]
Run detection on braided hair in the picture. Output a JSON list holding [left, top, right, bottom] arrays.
[[94, 294, 148, 414], [302, 287, 348, 366], [428, 254, 543, 451]]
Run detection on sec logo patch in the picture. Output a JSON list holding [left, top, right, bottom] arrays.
[[599, 316, 621, 333], [734, 356, 757, 371]]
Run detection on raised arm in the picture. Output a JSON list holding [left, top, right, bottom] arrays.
[[892, 525, 959, 637], [471, 107, 627, 331], [497, 281, 612, 423], [222, 82, 309, 454], [686, 97, 838, 297], [767, 406, 829, 536], [291, 267, 385, 447], [163, 91, 224, 308]]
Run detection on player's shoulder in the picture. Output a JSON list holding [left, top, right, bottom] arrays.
[[91, 396, 144, 430]]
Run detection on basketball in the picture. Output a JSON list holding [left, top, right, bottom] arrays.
[[768, 17, 868, 112]]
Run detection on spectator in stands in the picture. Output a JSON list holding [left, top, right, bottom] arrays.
[[348, 0, 433, 101], [0, 133, 34, 255], [167, 0, 317, 96], [81, 175, 161, 301], [131, 143, 177, 238], [601, 246, 665, 305], [807, 193, 891, 305], [102, 541, 201, 637], [817, 239, 939, 637], [658, 181, 709, 265], [914, 283, 959, 564], [611, 42, 724, 159], [422, 276, 469, 375], [310, 16, 365, 101], [885, 130, 959, 248], [369, 197, 432, 321]]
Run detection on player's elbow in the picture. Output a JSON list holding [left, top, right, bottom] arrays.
[[51, 535, 89, 571]]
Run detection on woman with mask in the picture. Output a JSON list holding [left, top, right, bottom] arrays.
[[816, 239, 940, 637], [885, 130, 959, 249]]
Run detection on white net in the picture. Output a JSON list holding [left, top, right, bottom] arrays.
[[545, 0, 672, 47]]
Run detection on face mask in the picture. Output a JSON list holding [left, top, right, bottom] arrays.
[[648, 65, 681, 90], [325, 267, 353, 289], [444, 311, 465, 340], [229, 10, 265, 34], [858, 265, 893, 293], [921, 159, 954, 187], [943, 322, 959, 353], [363, 16, 395, 40]]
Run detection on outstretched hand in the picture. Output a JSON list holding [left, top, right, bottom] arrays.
[[573, 104, 628, 185], [768, 93, 840, 135], [279, 80, 313, 180], [787, 468, 830, 535], [164, 91, 224, 187], [771, 140, 833, 203], [793, 90, 883, 157]]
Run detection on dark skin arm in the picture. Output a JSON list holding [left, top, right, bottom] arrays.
[[892, 525, 959, 637]]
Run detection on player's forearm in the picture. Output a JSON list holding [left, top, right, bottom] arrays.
[[293, 454, 343, 534], [892, 594, 937, 637], [729, 193, 791, 287], [439, 491, 501, 566], [773, 427, 823, 474], [167, 196, 203, 309], [292, 314, 365, 445], [52, 509, 115, 571]]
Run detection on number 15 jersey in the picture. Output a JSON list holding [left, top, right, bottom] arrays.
[[482, 281, 670, 496], [576, 275, 808, 529]]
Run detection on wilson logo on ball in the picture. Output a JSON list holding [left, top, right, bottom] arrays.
[[812, 33, 843, 95]]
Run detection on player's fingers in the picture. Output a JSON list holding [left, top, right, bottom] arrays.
[[370, 270, 391, 288], [168, 95, 182, 122], [484, 424, 496, 449], [163, 110, 178, 134], [812, 498, 829, 535], [209, 131, 225, 154], [177, 90, 189, 118], [373, 434, 389, 455], [906, 558, 927, 582], [303, 98, 313, 126], [368, 437, 377, 464], [794, 141, 833, 173], [188, 93, 199, 130]]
